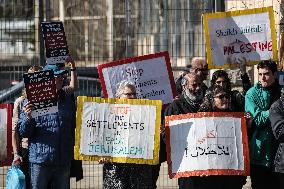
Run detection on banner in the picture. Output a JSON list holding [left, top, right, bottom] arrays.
[[204, 7, 277, 69], [74, 96, 162, 165], [41, 21, 69, 64], [97, 51, 176, 105], [23, 70, 58, 118], [0, 104, 12, 167], [165, 112, 250, 178]]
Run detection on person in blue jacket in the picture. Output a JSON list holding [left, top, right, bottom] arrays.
[[18, 61, 78, 189]]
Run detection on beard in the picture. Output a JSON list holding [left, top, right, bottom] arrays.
[[184, 88, 204, 102]]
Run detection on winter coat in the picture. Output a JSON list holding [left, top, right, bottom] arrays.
[[245, 82, 280, 168], [18, 89, 76, 166], [269, 95, 284, 173]]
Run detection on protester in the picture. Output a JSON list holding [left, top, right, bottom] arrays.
[[165, 73, 205, 188], [269, 93, 284, 189], [189, 57, 209, 94], [102, 80, 157, 189], [245, 60, 280, 189], [207, 58, 251, 111], [12, 66, 42, 189], [18, 57, 78, 189], [198, 85, 246, 189], [175, 57, 208, 97]]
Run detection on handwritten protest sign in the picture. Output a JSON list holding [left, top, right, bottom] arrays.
[[204, 6, 277, 69], [165, 112, 249, 178], [0, 104, 12, 167], [98, 52, 176, 105], [74, 96, 162, 165], [23, 70, 58, 118], [41, 21, 69, 64]]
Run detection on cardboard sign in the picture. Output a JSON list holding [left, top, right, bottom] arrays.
[[23, 70, 58, 118], [204, 7, 277, 69], [0, 104, 12, 167], [74, 96, 162, 165], [165, 112, 250, 178], [98, 52, 176, 105], [41, 21, 69, 64]]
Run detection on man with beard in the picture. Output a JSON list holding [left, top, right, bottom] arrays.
[[166, 72, 204, 115], [165, 73, 204, 188]]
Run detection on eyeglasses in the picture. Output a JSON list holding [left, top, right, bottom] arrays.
[[195, 68, 208, 73], [216, 80, 226, 84], [122, 92, 136, 96], [214, 94, 230, 99]]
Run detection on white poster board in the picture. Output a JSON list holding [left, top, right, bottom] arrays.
[[165, 112, 249, 178], [0, 108, 7, 162], [75, 97, 162, 165], [204, 7, 277, 69], [98, 52, 176, 105]]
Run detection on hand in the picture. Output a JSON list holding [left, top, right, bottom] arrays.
[[65, 55, 75, 69], [244, 112, 253, 128], [23, 102, 33, 120], [237, 57, 247, 75], [13, 154, 23, 165], [98, 158, 111, 164]]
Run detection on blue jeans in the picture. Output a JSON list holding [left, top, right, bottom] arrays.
[[30, 163, 70, 189]]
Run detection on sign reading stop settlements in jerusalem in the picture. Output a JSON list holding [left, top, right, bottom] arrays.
[[97, 52, 176, 105], [0, 104, 12, 167], [165, 112, 250, 178], [204, 6, 277, 69], [41, 21, 69, 64], [74, 96, 162, 165], [23, 70, 58, 118]]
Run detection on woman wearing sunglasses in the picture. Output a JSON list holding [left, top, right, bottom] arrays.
[[196, 85, 246, 189]]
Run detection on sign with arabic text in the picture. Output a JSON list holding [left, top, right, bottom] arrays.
[[165, 112, 250, 178], [41, 21, 69, 64], [204, 6, 277, 69], [0, 104, 12, 167], [24, 70, 58, 118], [98, 51, 176, 105], [74, 96, 162, 165]]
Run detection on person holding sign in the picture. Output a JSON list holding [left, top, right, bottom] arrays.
[[245, 60, 280, 189], [18, 57, 78, 189], [269, 93, 284, 189], [102, 80, 157, 189], [165, 73, 205, 188], [12, 65, 43, 189], [197, 85, 247, 189]]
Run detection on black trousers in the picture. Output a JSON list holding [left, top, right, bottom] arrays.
[[250, 164, 279, 189]]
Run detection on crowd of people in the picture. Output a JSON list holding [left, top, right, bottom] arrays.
[[10, 55, 284, 189]]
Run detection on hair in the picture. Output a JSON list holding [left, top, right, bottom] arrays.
[[257, 60, 278, 73], [115, 80, 136, 98], [199, 85, 231, 112], [22, 65, 43, 97], [211, 70, 231, 91], [28, 65, 43, 73], [181, 72, 200, 87]]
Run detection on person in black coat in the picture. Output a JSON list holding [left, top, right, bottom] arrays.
[[269, 94, 284, 189], [165, 73, 205, 189]]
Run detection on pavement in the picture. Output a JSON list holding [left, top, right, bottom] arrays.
[[1, 162, 251, 189]]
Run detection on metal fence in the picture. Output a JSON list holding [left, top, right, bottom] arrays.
[[1, 0, 284, 188]]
